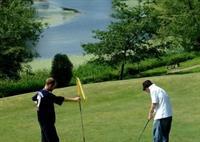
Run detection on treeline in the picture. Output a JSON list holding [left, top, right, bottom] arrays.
[[1, 0, 200, 97], [1, 52, 199, 97], [0, 0, 43, 79], [82, 0, 200, 79]]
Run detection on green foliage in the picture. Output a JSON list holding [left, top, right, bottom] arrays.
[[177, 56, 200, 69], [0, 52, 199, 97], [83, 0, 200, 81], [0, 70, 49, 97], [83, 1, 167, 79], [2, 0, 200, 97], [125, 52, 196, 76], [140, 67, 167, 77], [0, 0, 43, 79], [151, 0, 200, 51], [73, 63, 118, 84], [166, 53, 195, 67], [51, 54, 73, 88]]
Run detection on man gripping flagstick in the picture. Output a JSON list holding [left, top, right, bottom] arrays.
[[32, 77, 80, 142], [76, 77, 87, 142]]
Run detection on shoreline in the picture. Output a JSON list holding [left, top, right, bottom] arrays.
[[34, 0, 80, 27], [61, 7, 80, 13], [34, 0, 80, 13]]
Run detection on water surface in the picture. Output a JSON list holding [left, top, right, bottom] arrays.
[[36, 0, 112, 58]]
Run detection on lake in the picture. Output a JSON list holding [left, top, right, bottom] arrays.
[[35, 0, 112, 58]]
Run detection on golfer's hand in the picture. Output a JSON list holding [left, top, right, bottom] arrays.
[[148, 113, 153, 120], [64, 96, 80, 102], [73, 96, 81, 102]]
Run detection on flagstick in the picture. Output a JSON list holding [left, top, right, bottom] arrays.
[[78, 101, 86, 142]]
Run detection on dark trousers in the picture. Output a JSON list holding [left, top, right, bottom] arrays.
[[153, 117, 172, 142], [39, 122, 60, 142]]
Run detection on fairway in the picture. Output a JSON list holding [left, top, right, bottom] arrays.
[[0, 73, 199, 142]]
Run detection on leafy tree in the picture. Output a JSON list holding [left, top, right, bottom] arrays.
[[51, 54, 73, 88], [152, 0, 200, 51], [83, 0, 200, 80], [83, 1, 166, 79], [0, 0, 43, 79]]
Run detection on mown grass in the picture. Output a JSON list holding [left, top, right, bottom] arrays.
[[0, 73, 200, 142]]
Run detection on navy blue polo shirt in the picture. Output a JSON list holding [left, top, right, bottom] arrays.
[[32, 89, 64, 125]]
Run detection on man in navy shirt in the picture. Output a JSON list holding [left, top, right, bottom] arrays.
[[32, 77, 80, 142]]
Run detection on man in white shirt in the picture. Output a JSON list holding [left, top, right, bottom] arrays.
[[143, 80, 172, 142]]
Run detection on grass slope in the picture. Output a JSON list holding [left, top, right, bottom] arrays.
[[140, 56, 200, 76], [0, 73, 200, 142]]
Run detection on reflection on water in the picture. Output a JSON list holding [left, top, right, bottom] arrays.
[[35, 0, 112, 58]]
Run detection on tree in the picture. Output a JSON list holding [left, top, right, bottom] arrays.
[[0, 0, 43, 79], [153, 0, 200, 51], [51, 54, 73, 88], [83, 0, 200, 80], [83, 1, 165, 80]]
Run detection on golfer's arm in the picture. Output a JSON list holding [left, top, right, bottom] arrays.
[[64, 97, 79, 102], [149, 103, 157, 115]]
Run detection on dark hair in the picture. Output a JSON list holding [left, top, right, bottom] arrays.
[[142, 80, 153, 91], [46, 77, 57, 86]]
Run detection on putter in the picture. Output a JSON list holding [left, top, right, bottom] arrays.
[[138, 120, 150, 142]]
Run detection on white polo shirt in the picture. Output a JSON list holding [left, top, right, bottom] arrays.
[[149, 84, 172, 120]]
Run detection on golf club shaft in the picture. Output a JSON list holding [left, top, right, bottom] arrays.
[[138, 120, 150, 142], [79, 101, 86, 142]]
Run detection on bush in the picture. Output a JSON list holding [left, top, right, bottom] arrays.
[[0, 70, 49, 98], [140, 67, 167, 77], [73, 63, 119, 84], [51, 54, 73, 88], [0, 52, 198, 98], [125, 59, 165, 76], [166, 53, 195, 67], [125, 52, 196, 76]]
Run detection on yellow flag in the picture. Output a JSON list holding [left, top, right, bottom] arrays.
[[76, 77, 86, 101]]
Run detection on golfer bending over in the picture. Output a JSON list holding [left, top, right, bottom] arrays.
[[32, 77, 80, 142], [143, 80, 172, 142]]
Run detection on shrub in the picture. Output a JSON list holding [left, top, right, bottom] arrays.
[[51, 54, 73, 87], [166, 53, 195, 67], [140, 67, 167, 77], [73, 63, 118, 84], [0, 52, 198, 98], [125, 52, 196, 76], [0, 70, 49, 97]]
